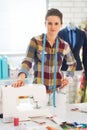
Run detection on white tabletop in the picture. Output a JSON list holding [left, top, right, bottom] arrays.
[[0, 103, 87, 130], [53, 103, 87, 121]]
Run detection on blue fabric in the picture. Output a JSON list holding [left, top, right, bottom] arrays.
[[18, 68, 29, 77], [42, 34, 46, 84], [67, 26, 76, 48]]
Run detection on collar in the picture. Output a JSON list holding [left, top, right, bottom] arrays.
[[66, 26, 76, 31]]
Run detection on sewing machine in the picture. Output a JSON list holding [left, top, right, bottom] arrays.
[[1, 84, 49, 122]]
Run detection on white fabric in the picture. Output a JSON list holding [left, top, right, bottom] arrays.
[[63, 71, 83, 103]]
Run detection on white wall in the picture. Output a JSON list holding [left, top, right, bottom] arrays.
[[0, 0, 46, 54], [1, 0, 87, 53]]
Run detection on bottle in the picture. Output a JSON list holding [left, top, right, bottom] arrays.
[[2, 56, 9, 79], [0, 56, 2, 79]]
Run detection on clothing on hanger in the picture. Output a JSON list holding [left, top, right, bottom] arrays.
[[58, 23, 87, 71], [70, 29, 73, 47], [68, 21, 76, 30], [67, 25, 76, 48]]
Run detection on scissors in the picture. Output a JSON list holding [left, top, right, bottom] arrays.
[[46, 115, 57, 124]]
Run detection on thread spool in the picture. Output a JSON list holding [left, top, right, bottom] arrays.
[[14, 117, 19, 126]]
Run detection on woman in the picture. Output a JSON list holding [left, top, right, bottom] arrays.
[[12, 8, 76, 106]]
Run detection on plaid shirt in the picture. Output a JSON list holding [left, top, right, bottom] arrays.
[[19, 34, 76, 92]]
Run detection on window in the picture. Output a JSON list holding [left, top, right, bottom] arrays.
[[0, 0, 46, 54]]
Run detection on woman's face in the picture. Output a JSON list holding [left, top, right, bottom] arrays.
[[45, 16, 62, 37]]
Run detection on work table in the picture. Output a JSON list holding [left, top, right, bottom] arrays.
[[0, 103, 87, 130]]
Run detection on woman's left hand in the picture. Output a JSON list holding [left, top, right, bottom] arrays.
[[61, 78, 69, 88]]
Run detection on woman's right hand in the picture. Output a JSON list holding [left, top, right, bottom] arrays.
[[12, 73, 26, 87], [12, 79, 25, 87]]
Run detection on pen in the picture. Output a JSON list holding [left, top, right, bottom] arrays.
[[32, 120, 46, 125], [80, 110, 87, 113], [28, 117, 46, 125], [46, 116, 58, 124], [50, 118, 58, 124]]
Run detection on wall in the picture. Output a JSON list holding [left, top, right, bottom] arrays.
[[47, 0, 87, 27], [0, 0, 46, 54]]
